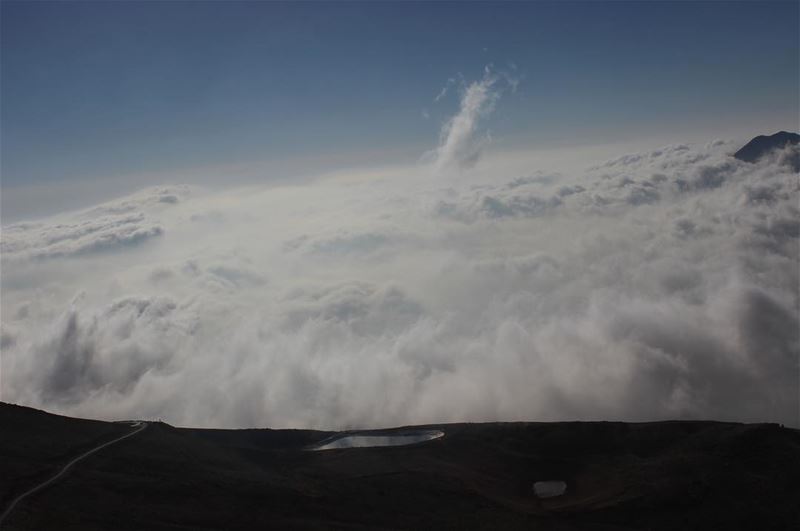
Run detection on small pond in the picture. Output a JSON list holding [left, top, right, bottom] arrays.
[[533, 480, 567, 499], [310, 430, 444, 450]]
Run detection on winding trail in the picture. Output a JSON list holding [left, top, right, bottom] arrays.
[[0, 421, 147, 528]]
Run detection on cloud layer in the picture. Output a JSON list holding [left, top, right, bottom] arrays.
[[1, 138, 798, 429], [1, 187, 186, 262]]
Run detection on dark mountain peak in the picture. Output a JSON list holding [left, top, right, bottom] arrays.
[[734, 131, 800, 163]]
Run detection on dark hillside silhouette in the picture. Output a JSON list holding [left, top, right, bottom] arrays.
[[2, 403, 799, 530], [734, 131, 799, 163]]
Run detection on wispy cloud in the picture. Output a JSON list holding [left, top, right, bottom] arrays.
[[433, 76, 458, 102], [427, 67, 516, 174]]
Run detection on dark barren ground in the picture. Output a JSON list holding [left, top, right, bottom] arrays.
[[1, 403, 798, 530]]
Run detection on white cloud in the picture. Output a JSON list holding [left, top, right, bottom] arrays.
[[426, 68, 514, 174], [1, 139, 797, 429], [1, 187, 187, 262]]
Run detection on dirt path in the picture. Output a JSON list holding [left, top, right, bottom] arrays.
[[0, 421, 147, 528]]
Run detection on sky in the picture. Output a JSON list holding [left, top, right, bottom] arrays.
[[2, 1, 798, 220], [0, 1, 798, 429]]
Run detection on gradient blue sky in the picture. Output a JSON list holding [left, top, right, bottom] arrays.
[[2, 1, 798, 208]]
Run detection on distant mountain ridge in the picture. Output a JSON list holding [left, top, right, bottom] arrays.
[[734, 131, 799, 163]]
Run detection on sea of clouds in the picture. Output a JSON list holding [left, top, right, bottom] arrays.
[[1, 72, 798, 429]]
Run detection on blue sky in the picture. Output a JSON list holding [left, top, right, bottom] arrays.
[[2, 1, 798, 197]]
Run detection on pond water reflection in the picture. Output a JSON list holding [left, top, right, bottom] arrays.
[[310, 430, 444, 450]]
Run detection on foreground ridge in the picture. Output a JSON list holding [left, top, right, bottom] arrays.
[[0, 420, 147, 528], [1, 404, 798, 530]]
